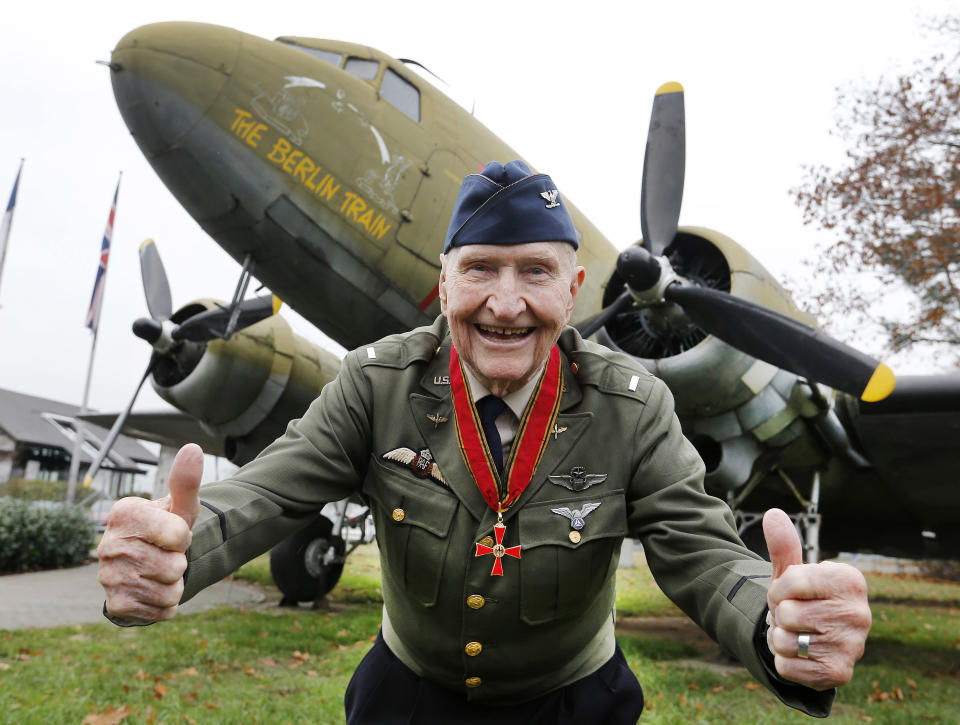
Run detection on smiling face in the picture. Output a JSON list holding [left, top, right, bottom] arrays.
[[439, 242, 585, 397]]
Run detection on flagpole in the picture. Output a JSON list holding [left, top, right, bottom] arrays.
[[0, 158, 24, 308], [66, 318, 102, 504], [67, 172, 122, 505]]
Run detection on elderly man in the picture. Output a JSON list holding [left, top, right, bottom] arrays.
[[99, 161, 870, 723]]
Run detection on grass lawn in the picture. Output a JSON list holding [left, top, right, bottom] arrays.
[[1, 545, 957, 724]]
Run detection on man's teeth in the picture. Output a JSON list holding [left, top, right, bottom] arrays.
[[477, 324, 532, 336]]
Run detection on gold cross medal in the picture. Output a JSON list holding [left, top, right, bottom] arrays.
[[475, 512, 521, 576]]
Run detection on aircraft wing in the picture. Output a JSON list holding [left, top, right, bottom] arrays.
[[79, 411, 227, 458]]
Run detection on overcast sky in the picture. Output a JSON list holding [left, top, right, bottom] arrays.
[[0, 0, 955, 419]]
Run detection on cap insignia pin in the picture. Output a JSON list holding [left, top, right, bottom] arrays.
[[539, 189, 560, 209]]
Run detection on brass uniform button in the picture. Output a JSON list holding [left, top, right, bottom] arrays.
[[569, 530, 582, 544], [478, 535, 495, 548], [466, 594, 486, 609], [571, 362, 579, 374], [465, 677, 482, 688], [392, 508, 405, 522], [464, 641, 482, 656]]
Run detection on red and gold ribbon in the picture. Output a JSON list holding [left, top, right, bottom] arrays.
[[449, 345, 563, 513]]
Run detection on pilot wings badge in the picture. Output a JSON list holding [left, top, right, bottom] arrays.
[[382, 447, 447, 487], [548, 466, 607, 492], [551, 502, 602, 531]]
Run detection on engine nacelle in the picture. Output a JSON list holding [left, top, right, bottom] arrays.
[[596, 228, 835, 494], [150, 299, 340, 465]]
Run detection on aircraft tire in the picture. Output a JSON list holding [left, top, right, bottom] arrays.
[[270, 515, 345, 604]]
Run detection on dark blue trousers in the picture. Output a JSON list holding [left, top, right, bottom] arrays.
[[344, 632, 644, 724]]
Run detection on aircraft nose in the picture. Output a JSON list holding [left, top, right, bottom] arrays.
[[110, 22, 241, 156]]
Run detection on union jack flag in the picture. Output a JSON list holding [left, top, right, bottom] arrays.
[[85, 174, 121, 332]]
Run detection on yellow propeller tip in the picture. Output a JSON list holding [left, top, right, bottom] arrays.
[[656, 82, 684, 95], [81, 475, 94, 488], [138, 238, 155, 251], [860, 363, 896, 402], [272, 296, 283, 315]]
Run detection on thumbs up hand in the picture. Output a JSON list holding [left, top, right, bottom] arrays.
[[763, 508, 871, 690], [98, 444, 204, 623]]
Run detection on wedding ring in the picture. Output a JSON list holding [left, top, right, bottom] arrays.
[[797, 633, 811, 659]]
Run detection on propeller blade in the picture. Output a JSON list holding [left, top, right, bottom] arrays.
[[132, 317, 163, 344], [82, 355, 158, 489], [576, 290, 633, 339], [663, 284, 895, 401], [172, 294, 275, 342], [139, 239, 173, 321], [640, 82, 685, 257]]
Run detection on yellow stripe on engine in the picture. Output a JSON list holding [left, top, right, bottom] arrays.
[[860, 363, 896, 402]]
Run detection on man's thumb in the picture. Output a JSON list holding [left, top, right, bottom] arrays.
[[763, 508, 803, 579], [167, 443, 203, 528]]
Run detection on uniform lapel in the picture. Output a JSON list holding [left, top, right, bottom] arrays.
[[410, 344, 490, 521], [502, 348, 591, 523]]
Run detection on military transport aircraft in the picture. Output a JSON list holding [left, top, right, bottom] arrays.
[[85, 21, 959, 603]]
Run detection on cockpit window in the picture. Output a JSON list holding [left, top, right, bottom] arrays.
[[381, 68, 420, 123], [299, 47, 343, 67], [344, 57, 379, 81], [278, 40, 343, 67]]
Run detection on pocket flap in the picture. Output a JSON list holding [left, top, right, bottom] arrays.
[[518, 489, 627, 550], [367, 456, 459, 537]]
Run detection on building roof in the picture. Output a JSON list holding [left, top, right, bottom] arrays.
[[0, 387, 157, 467]]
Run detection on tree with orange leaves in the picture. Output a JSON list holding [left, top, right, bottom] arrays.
[[794, 18, 960, 363]]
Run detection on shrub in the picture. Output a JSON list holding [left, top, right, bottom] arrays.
[[0, 478, 68, 501], [0, 498, 96, 573]]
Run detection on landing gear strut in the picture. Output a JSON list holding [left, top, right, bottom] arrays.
[[733, 470, 822, 564]]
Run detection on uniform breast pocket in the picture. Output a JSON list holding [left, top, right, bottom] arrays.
[[364, 456, 459, 607], [516, 490, 628, 625]]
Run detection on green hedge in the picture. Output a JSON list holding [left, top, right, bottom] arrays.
[[0, 498, 96, 573], [0, 478, 69, 501]]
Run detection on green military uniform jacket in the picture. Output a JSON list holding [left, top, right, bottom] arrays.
[[182, 316, 832, 716]]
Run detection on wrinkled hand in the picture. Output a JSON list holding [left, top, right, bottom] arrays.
[[763, 508, 871, 690], [98, 444, 203, 622]]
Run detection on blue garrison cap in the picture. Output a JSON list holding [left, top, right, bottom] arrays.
[[443, 160, 579, 253]]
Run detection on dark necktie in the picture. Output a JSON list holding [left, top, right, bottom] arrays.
[[476, 395, 508, 475]]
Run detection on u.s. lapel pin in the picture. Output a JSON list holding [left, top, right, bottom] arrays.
[[551, 424, 567, 440]]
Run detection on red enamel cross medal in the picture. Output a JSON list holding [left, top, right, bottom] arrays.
[[475, 516, 521, 576]]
